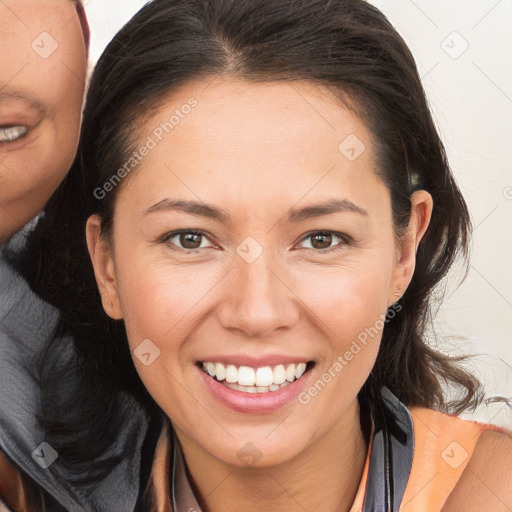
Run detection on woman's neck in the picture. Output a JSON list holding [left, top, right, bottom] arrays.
[[175, 399, 368, 512]]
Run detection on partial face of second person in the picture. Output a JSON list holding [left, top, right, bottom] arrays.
[[88, 76, 432, 469], [0, 0, 87, 245]]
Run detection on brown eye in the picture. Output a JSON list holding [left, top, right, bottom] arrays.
[[180, 232, 203, 249], [310, 233, 332, 249], [160, 229, 216, 251], [298, 231, 351, 252]]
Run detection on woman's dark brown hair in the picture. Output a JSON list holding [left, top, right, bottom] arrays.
[[11, 0, 483, 509]]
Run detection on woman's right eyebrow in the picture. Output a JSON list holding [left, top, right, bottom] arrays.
[[144, 198, 230, 224]]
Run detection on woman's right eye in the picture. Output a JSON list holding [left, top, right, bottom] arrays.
[[0, 125, 28, 143], [160, 229, 218, 252]]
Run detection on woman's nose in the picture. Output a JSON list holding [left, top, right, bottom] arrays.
[[216, 250, 300, 338]]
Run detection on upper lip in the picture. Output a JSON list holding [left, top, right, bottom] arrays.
[[197, 355, 312, 367]]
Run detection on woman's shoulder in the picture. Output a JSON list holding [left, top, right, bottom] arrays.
[[402, 405, 511, 511], [442, 427, 512, 511]]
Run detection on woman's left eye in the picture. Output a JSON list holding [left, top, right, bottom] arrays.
[[297, 231, 351, 251], [0, 125, 28, 143], [160, 230, 216, 251]]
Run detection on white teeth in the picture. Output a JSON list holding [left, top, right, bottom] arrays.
[[295, 363, 307, 379], [201, 361, 309, 391], [273, 365, 286, 385], [215, 362, 226, 381], [238, 366, 255, 386], [206, 362, 216, 377], [255, 366, 274, 387], [285, 364, 296, 382], [223, 381, 290, 393], [225, 364, 238, 383]]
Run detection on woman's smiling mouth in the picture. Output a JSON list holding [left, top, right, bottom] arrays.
[[197, 359, 315, 413], [201, 361, 311, 393]]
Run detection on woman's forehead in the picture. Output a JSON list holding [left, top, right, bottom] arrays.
[[112, 77, 390, 226], [138, 76, 374, 166]]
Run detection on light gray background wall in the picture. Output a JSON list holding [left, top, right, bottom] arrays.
[[84, 0, 512, 425]]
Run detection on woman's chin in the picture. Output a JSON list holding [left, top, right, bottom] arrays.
[[177, 422, 320, 470]]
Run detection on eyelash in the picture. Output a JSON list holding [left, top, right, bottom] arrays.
[[0, 125, 29, 143], [159, 229, 352, 253]]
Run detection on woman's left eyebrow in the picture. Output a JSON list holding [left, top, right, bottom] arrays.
[[287, 198, 368, 222], [143, 197, 368, 224]]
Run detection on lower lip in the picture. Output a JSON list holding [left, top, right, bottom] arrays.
[[197, 365, 313, 414]]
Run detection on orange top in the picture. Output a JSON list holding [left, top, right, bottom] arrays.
[[348, 406, 509, 512]]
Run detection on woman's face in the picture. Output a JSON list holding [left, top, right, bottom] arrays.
[[0, 0, 87, 243], [88, 76, 431, 468]]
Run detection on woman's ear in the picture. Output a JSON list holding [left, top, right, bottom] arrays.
[[86, 215, 123, 320], [390, 190, 433, 301]]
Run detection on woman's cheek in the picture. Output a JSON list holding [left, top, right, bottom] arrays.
[[117, 257, 220, 340], [291, 260, 390, 330]]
